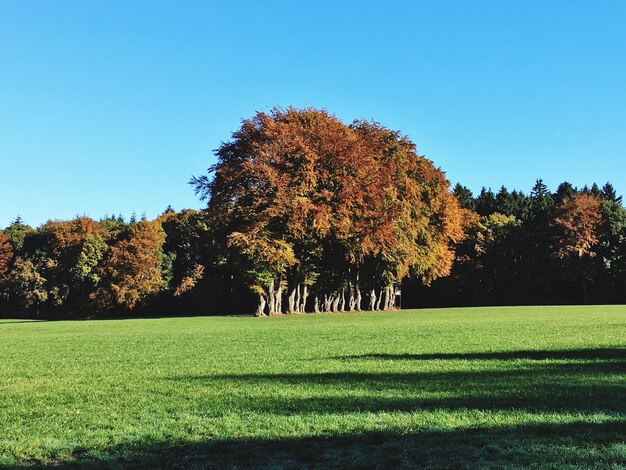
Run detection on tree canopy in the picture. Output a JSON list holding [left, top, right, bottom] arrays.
[[192, 107, 464, 315]]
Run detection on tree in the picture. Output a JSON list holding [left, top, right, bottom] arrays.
[[553, 194, 603, 258], [526, 179, 555, 221], [160, 209, 210, 295], [352, 120, 464, 310], [99, 215, 131, 244], [449, 212, 521, 304], [4, 217, 33, 252], [192, 108, 361, 314], [0, 231, 13, 298], [453, 183, 475, 210], [0, 231, 13, 279], [3, 258, 48, 312], [475, 187, 497, 216], [601, 183, 622, 204], [31, 217, 108, 310], [192, 107, 464, 315], [494, 186, 526, 217], [597, 197, 626, 299], [554, 182, 577, 206], [589, 183, 602, 198], [228, 233, 297, 315], [92, 220, 166, 310], [552, 193, 603, 302]]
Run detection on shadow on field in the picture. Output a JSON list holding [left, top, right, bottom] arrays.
[[8, 348, 626, 469], [14, 420, 626, 469], [333, 347, 626, 362], [170, 354, 626, 415]]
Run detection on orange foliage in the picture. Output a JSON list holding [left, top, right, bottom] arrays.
[[92, 220, 165, 309], [173, 264, 205, 297], [553, 193, 603, 258], [353, 121, 464, 283], [0, 231, 13, 278], [200, 107, 465, 306], [39, 217, 103, 256]]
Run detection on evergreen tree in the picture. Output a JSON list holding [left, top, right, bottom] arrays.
[[526, 179, 555, 221], [601, 183, 622, 204], [590, 183, 602, 198], [495, 186, 525, 216], [554, 182, 577, 205], [475, 187, 497, 216], [452, 183, 475, 210], [4, 217, 33, 252]]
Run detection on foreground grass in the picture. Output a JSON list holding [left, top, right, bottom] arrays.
[[0, 306, 625, 468]]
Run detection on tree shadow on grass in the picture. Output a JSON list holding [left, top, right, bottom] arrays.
[[6, 349, 626, 468], [333, 347, 626, 362], [170, 360, 625, 416], [11, 420, 626, 469]]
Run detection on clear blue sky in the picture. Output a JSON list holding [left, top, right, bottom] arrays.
[[2, 1, 625, 228]]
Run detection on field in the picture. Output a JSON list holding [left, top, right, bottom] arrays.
[[0, 306, 625, 469]]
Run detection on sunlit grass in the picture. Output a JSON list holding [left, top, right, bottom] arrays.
[[1, 306, 625, 468]]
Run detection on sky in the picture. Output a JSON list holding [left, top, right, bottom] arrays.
[[1, 0, 626, 228]]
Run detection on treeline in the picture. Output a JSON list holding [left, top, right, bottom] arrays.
[[0, 210, 254, 317], [1, 108, 467, 317], [1, 107, 625, 317], [1, 180, 624, 317], [404, 180, 626, 307]]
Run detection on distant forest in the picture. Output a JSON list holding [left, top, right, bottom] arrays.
[[405, 179, 626, 308], [2, 108, 625, 318]]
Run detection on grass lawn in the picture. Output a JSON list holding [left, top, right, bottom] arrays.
[[0, 306, 625, 469]]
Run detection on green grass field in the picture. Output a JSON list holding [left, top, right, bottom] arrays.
[[1, 306, 625, 469]]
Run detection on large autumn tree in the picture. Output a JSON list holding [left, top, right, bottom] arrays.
[[192, 107, 464, 315]]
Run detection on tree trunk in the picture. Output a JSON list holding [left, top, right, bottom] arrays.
[[300, 285, 308, 313], [332, 295, 341, 312], [356, 285, 362, 311], [314, 295, 320, 313], [323, 294, 331, 312], [275, 283, 282, 313], [376, 289, 383, 311], [348, 285, 356, 312], [386, 286, 395, 310], [381, 287, 386, 310], [369, 289, 376, 311], [288, 286, 296, 314], [339, 289, 345, 312], [268, 280, 276, 315], [256, 292, 267, 317], [295, 284, 301, 313]]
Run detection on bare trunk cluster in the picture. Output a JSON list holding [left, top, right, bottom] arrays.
[[255, 276, 399, 316]]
